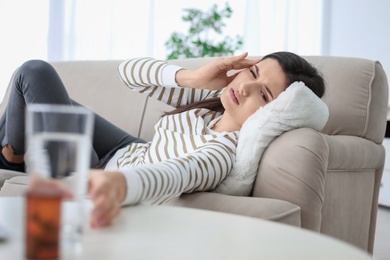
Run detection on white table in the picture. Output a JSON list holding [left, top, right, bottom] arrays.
[[0, 197, 374, 260]]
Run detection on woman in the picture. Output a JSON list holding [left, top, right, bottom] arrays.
[[0, 52, 325, 227]]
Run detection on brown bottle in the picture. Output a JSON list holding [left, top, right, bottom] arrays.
[[25, 191, 62, 259]]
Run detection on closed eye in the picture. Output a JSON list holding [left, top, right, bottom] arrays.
[[261, 90, 267, 101], [250, 67, 267, 101]]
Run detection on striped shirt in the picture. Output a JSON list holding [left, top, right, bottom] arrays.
[[107, 58, 238, 205]]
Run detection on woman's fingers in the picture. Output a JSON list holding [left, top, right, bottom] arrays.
[[29, 174, 74, 199], [95, 202, 121, 227], [88, 170, 123, 228], [180, 51, 260, 90], [90, 192, 121, 227], [91, 201, 121, 227], [216, 52, 247, 70], [88, 170, 107, 200], [217, 52, 260, 71]]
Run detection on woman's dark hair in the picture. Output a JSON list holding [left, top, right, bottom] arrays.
[[262, 51, 325, 98], [165, 51, 325, 116]]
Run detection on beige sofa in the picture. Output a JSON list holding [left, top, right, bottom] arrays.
[[0, 56, 388, 253]]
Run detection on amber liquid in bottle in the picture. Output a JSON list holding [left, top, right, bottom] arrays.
[[25, 191, 62, 259]]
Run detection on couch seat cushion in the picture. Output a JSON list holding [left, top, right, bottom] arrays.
[[165, 192, 301, 227], [1, 175, 301, 227]]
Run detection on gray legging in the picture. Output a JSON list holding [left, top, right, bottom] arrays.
[[0, 60, 145, 169]]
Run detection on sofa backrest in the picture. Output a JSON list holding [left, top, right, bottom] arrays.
[[305, 56, 388, 144], [51, 60, 149, 138], [1, 56, 387, 145], [167, 56, 389, 144]]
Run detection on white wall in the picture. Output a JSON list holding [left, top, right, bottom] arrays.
[[1, 0, 390, 103], [0, 0, 49, 103], [324, 0, 390, 90]]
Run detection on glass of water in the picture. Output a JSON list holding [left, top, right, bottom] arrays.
[[25, 104, 94, 259]]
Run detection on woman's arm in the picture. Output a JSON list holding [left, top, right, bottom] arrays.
[[119, 140, 235, 205], [87, 139, 235, 227], [117, 53, 260, 108], [117, 58, 221, 108]]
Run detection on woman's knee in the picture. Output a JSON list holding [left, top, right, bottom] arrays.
[[14, 59, 65, 96], [18, 60, 53, 76]]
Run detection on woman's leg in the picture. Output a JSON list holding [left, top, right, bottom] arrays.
[[0, 60, 76, 172], [0, 60, 73, 155], [0, 60, 145, 171], [69, 100, 145, 169], [87, 107, 146, 169]]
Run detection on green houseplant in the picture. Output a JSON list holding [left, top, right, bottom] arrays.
[[165, 3, 243, 59]]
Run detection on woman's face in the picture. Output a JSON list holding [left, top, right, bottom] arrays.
[[220, 58, 288, 128]]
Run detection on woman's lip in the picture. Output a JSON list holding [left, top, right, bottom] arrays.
[[230, 89, 239, 105]]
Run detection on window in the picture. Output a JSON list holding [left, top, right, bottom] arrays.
[[0, 0, 323, 101]]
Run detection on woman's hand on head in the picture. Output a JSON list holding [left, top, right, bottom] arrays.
[[175, 52, 260, 90], [88, 170, 127, 228]]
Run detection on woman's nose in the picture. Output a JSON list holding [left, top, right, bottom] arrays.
[[238, 82, 256, 96]]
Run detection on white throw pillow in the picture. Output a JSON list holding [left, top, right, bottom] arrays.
[[214, 81, 329, 196]]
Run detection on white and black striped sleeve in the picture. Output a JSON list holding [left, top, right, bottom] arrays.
[[117, 57, 222, 108], [120, 141, 235, 206]]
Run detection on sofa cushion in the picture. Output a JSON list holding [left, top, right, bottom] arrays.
[[0, 174, 301, 227], [165, 192, 301, 227], [0, 175, 29, 196], [0, 170, 27, 188]]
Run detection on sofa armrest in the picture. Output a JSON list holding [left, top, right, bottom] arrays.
[[252, 128, 329, 231], [253, 128, 385, 236]]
